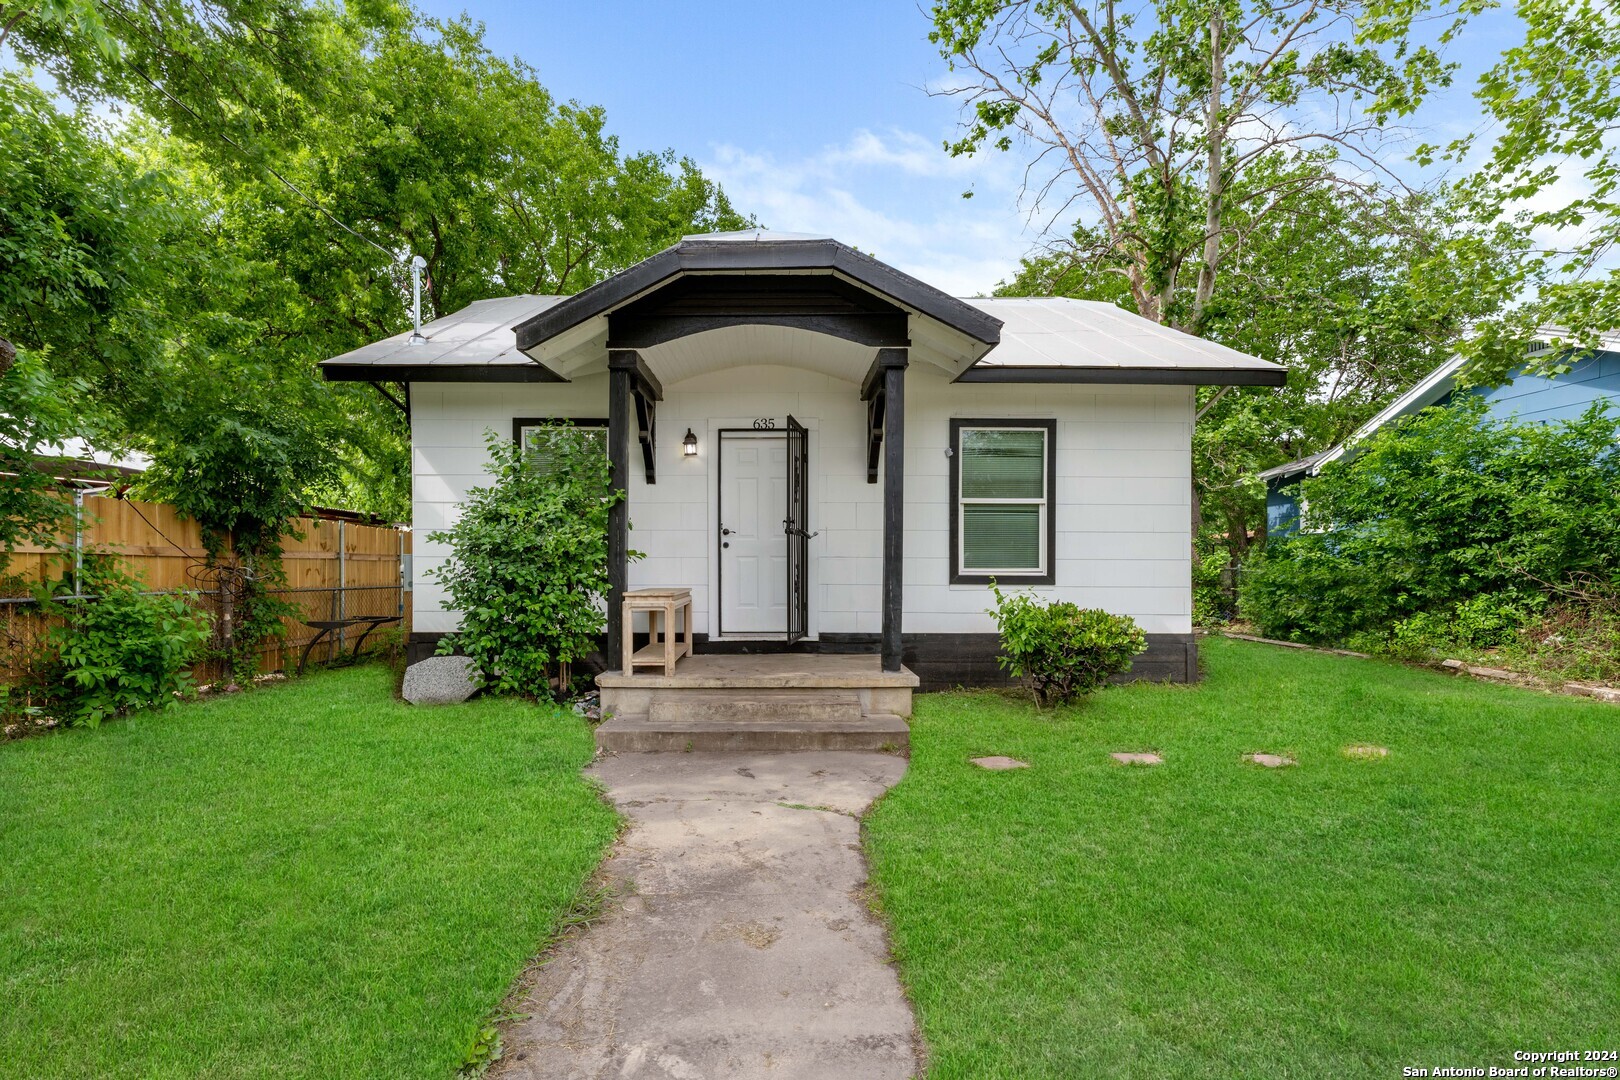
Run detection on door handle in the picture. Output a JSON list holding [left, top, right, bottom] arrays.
[[721, 526, 731, 536]]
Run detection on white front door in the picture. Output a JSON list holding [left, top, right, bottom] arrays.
[[719, 432, 787, 636]]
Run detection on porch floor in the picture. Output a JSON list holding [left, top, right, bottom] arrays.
[[596, 653, 919, 690], [596, 654, 918, 753]]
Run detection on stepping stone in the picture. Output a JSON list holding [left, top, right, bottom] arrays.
[[1110, 752, 1163, 766], [970, 756, 1029, 770], [1245, 752, 1297, 768], [1342, 744, 1389, 761]]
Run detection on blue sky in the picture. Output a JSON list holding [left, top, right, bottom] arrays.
[[411, 0, 1044, 294], [409, 0, 1531, 297]]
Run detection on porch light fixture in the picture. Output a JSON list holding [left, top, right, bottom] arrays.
[[683, 428, 698, 457]]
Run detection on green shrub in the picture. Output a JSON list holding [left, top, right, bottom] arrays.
[[1359, 592, 1544, 661], [1239, 543, 1405, 644], [987, 583, 1147, 707], [44, 562, 211, 727], [1240, 397, 1620, 643], [429, 427, 630, 698], [1193, 543, 1235, 627]]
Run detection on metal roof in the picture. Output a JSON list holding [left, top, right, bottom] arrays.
[[1257, 450, 1334, 483], [681, 229, 833, 243], [321, 295, 566, 382], [956, 298, 1285, 385], [321, 275, 1286, 388]]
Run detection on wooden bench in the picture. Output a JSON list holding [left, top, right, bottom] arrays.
[[621, 589, 693, 677]]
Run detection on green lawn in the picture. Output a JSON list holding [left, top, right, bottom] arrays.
[[866, 636, 1620, 1079], [0, 664, 617, 1080]]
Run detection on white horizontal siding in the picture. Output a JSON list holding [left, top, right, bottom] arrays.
[[898, 370, 1192, 636], [411, 377, 610, 632], [408, 361, 1193, 637]]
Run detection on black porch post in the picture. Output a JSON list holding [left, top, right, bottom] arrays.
[[606, 350, 634, 669], [878, 347, 907, 672]]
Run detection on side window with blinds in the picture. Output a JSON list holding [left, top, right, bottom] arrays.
[[949, 419, 1056, 585], [512, 418, 608, 476]]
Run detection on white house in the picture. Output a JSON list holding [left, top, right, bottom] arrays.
[[321, 231, 1283, 692]]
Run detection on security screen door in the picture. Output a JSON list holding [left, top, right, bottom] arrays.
[[784, 416, 809, 645]]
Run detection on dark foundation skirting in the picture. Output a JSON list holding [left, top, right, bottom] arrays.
[[405, 632, 1199, 690]]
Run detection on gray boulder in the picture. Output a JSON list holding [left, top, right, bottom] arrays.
[[402, 655, 481, 705]]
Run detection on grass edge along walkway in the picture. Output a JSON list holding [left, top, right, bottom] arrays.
[[865, 636, 1620, 1080], [0, 664, 618, 1080]]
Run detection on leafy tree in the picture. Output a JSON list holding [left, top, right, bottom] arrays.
[[429, 427, 629, 699], [0, 79, 142, 561], [6, 6, 750, 522], [930, 0, 1473, 331], [106, 10, 748, 518], [997, 159, 1517, 559], [137, 381, 339, 684], [0, 353, 77, 566], [1191, 174, 1518, 554], [1438, 0, 1620, 381], [320, 16, 746, 317], [215, 12, 748, 340], [2, 0, 353, 164], [0, 73, 185, 426], [935, 0, 1500, 584]]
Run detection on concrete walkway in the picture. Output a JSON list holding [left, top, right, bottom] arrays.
[[494, 751, 917, 1080]]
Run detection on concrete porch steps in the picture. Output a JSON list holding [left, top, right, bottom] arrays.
[[595, 654, 918, 753], [595, 710, 909, 753], [647, 689, 863, 725]]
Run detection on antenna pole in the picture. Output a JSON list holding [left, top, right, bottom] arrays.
[[409, 255, 427, 344]]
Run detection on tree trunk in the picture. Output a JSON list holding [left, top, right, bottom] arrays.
[[1188, 12, 1227, 592], [1192, 9, 1226, 330]]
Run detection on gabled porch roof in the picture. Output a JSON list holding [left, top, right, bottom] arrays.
[[512, 230, 1003, 382]]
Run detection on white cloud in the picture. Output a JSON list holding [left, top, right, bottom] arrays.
[[702, 129, 1041, 296], [819, 128, 981, 177]]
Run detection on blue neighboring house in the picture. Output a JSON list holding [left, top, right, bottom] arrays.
[[1261, 335, 1620, 537]]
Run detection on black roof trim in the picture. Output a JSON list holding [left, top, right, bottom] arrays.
[[322, 363, 566, 384], [513, 238, 1002, 353], [956, 366, 1287, 387]]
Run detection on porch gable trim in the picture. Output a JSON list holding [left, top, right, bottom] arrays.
[[514, 237, 1002, 356]]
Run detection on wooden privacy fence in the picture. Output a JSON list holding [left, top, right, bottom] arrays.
[[2, 494, 410, 684]]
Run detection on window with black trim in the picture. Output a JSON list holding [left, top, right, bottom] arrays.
[[512, 417, 607, 475], [949, 418, 1056, 585]]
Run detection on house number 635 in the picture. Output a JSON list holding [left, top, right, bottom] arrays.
[[752, 418, 777, 429]]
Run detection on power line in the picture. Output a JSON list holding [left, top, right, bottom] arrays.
[[129, 65, 397, 263], [93, 0, 398, 265]]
